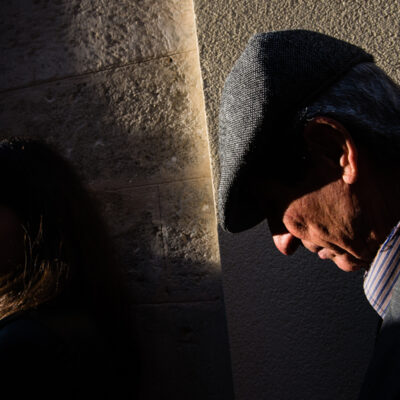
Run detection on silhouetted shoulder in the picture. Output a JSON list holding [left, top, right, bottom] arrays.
[[0, 308, 111, 399]]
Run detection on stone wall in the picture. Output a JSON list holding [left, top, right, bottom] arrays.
[[0, 1, 233, 399], [193, 1, 398, 399]]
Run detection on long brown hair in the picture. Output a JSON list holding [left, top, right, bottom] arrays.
[[0, 137, 124, 327]]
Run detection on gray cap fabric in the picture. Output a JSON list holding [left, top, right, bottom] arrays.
[[218, 30, 373, 233]]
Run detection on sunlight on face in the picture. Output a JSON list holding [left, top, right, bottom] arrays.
[[267, 180, 377, 272]]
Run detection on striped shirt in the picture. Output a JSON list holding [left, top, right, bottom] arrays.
[[363, 221, 400, 318]]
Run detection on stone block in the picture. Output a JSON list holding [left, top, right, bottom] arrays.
[[159, 178, 222, 301], [131, 301, 234, 400], [0, 51, 211, 186], [93, 177, 222, 304], [0, 0, 197, 90], [93, 185, 168, 303]]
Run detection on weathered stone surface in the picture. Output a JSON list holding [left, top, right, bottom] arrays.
[[93, 185, 168, 303], [0, 51, 211, 186], [132, 301, 234, 400], [0, 0, 197, 90], [92, 178, 222, 304], [1, 1, 233, 398], [159, 178, 221, 301]]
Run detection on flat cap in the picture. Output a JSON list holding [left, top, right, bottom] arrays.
[[218, 30, 373, 233]]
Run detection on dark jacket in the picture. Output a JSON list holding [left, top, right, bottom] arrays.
[[0, 306, 111, 399], [359, 279, 400, 399]]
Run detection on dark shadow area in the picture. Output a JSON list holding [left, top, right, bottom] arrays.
[[0, 2, 234, 399], [219, 222, 380, 400], [0, 138, 134, 398], [359, 322, 400, 399]]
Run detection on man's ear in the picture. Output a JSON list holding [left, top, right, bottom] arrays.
[[303, 116, 358, 184]]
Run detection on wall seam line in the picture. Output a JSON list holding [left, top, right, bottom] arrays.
[[90, 175, 212, 191], [0, 48, 198, 95]]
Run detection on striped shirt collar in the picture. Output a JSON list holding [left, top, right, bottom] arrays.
[[363, 221, 400, 318]]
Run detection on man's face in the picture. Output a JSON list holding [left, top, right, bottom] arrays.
[[264, 177, 377, 272], [255, 117, 385, 272]]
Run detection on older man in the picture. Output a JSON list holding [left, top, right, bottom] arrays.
[[218, 30, 400, 399]]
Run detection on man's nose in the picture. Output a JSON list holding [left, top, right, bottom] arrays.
[[272, 232, 301, 256]]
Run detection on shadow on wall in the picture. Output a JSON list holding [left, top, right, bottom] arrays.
[[0, 2, 234, 399], [0, 1, 222, 305], [1, 2, 210, 187]]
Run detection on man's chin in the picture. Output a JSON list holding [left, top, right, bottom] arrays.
[[335, 263, 363, 272], [331, 254, 368, 272]]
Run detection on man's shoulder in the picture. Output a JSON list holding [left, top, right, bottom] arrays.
[[359, 278, 400, 399]]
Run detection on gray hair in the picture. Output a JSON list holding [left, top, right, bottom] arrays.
[[303, 62, 400, 162]]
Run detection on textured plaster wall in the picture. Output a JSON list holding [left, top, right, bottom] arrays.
[[0, 1, 233, 399], [193, 1, 399, 399]]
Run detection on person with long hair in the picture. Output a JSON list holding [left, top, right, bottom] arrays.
[[0, 137, 131, 398]]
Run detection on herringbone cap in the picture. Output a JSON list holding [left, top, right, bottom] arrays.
[[218, 30, 373, 233]]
